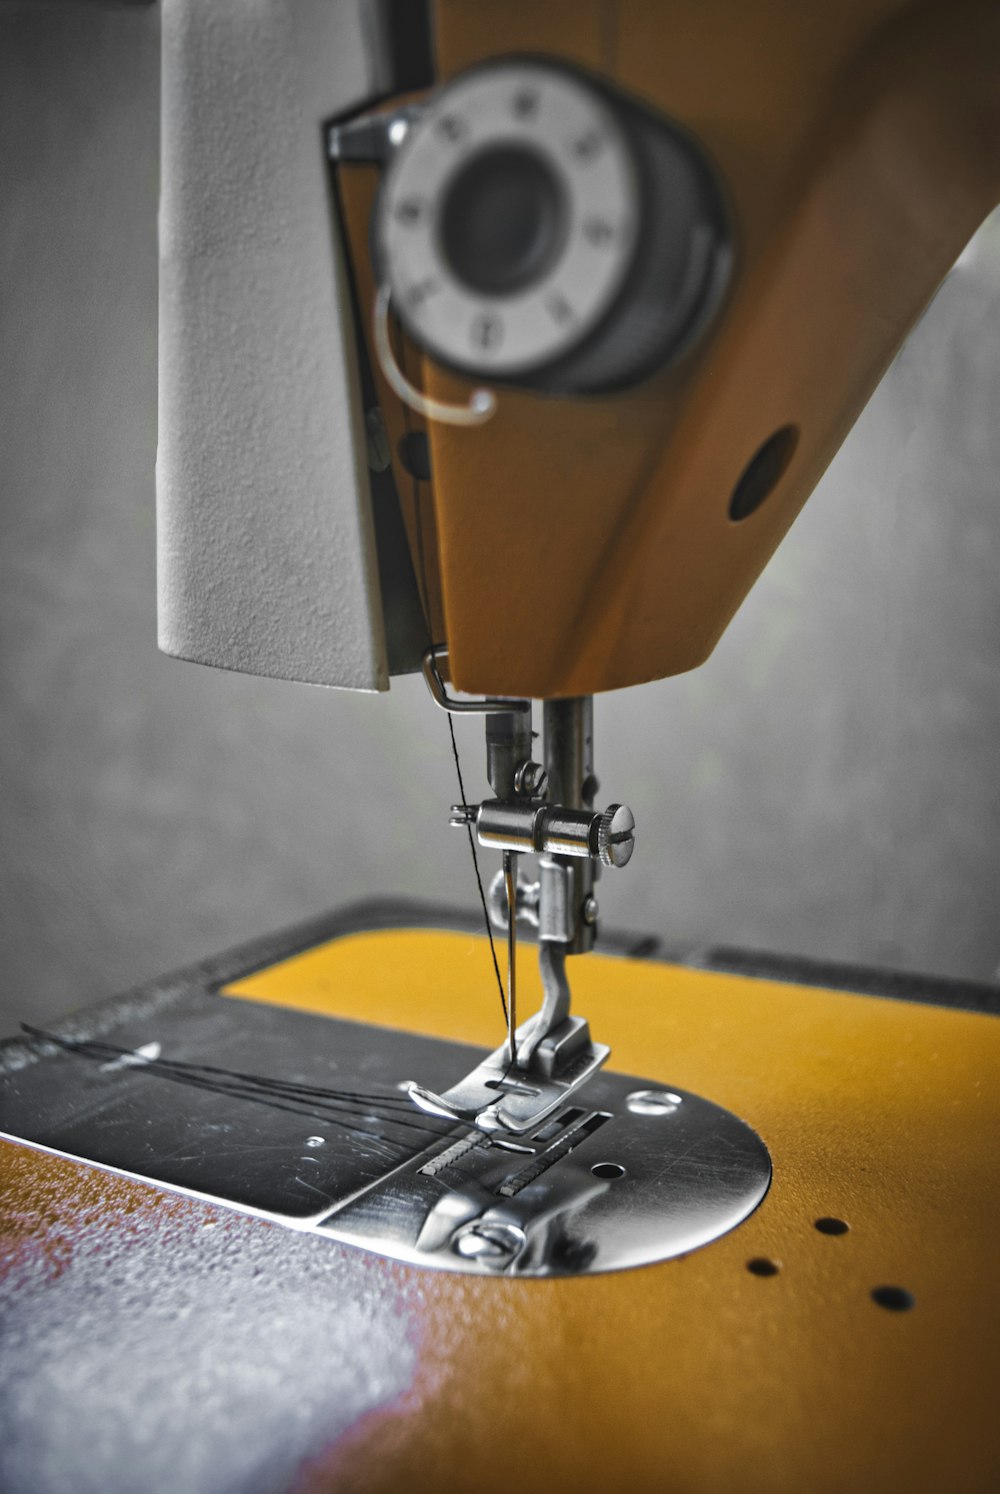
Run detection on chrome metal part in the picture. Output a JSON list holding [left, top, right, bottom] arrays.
[[473, 798, 633, 862], [537, 858, 574, 943], [627, 1089, 683, 1116], [1, 995, 769, 1277], [484, 864, 583, 941], [544, 697, 596, 809], [485, 711, 536, 800], [473, 799, 544, 851], [518, 944, 572, 1067], [407, 1012, 609, 1136], [327, 105, 423, 165], [452, 1219, 527, 1266], [513, 759, 548, 798], [486, 867, 540, 932], [543, 697, 597, 955], [439, 690, 632, 1126], [596, 802, 637, 869], [422, 644, 528, 717]]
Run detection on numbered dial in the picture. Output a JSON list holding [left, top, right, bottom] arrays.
[[378, 62, 641, 381], [374, 59, 732, 395]]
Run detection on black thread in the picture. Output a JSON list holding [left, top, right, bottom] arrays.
[[20, 1025, 451, 1143], [397, 324, 509, 1031], [446, 708, 507, 1027]]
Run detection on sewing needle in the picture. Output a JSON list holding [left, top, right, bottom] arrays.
[[503, 848, 517, 1067]]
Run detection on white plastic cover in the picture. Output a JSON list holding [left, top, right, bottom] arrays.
[[157, 0, 390, 689]]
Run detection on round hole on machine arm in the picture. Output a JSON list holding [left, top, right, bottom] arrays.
[[728, 424, 799, 521]]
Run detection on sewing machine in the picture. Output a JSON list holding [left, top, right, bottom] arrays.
[[2, 2, 1000, 1489]]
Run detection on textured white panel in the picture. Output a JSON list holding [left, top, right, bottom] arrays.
[[157, 0, 390, 689]]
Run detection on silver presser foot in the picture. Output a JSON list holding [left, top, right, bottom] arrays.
[[412, 646, 633, 1136]]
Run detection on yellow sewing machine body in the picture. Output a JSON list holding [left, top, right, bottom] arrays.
[[340, 0, 1000, 700], [4, 0, 999, 1486]]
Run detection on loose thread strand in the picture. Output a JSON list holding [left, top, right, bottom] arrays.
[[397, 318, 509, 1034], [446, 710, 509, 1028]]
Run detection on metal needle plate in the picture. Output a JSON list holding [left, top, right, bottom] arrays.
[[0, 993, 770, 1277]]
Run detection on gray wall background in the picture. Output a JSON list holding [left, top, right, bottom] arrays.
[[1, 3, 998, 1040]]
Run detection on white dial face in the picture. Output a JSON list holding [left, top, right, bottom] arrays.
[[378, 62, 641, 379]]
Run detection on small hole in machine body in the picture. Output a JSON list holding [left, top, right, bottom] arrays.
[[591, 1162, 626, 1180], [728, 424, 799, 521], [814, 1216, 850, 1236], [746, 1256, 780, 1277], [871, 1285, 915, 1312]]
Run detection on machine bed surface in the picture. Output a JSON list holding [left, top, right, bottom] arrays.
[[2, 911, 999, 1492]]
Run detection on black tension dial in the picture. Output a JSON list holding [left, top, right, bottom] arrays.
[[439, 144, 569, 297], [376, 58, 732, 395]]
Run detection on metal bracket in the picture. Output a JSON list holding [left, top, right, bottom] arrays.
[[421, 644, 529, 717]]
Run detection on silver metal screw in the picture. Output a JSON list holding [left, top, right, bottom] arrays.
[[582, 895, 600, 926], [626, 1089, 682, 1116], [596, 803, 636, 868], [305, 1136, 326, 1148], [514, 759, 549, 798], [452, 1220, 526, 1268]]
